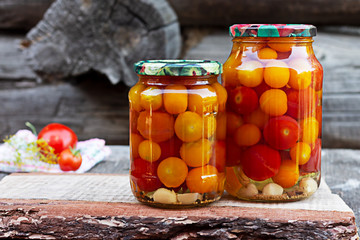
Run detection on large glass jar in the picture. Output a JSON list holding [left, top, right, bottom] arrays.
[[223, 24, 323, 202], [129, 60, 226, 207]]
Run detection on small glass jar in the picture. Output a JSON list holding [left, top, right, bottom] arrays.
[[129, 60, 226, 207], [223, 24, 323, 202]]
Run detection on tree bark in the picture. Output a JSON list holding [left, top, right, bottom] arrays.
[[21, 0, 181, 86]]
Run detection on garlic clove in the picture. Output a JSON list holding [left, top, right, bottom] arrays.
[[177, 193, 201, 204], [299, 177, 318, 195], [262, 183, 284, 196], [153, 188, 177, 204], [238, 183, 258, 197]]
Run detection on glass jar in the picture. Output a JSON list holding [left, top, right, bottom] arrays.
[[223, 24, 323, 202], [129, 60, 226, 207]]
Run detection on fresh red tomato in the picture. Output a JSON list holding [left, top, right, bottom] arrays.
[[300, 138, 321, 173], [286, 88, 316, 119], [59, 148, 82, 171], [241, 144, 281, 181], [263, 116, 300, 150], [228, 86, 259, 115], [130, 158, 162, 192], [38, 123, 78, 155]]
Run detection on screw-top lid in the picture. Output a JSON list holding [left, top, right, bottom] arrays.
[[230, 24, 317, 38], [134, 60, 222, 76]]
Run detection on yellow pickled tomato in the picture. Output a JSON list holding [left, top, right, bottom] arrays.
[[264, 60, 290, 88], [211, 82, 227, 112], [186, 165, 219, 194], [290, 142, 312, 165], [225, 166, 243, 197], [259, 89, 288, 116], [157, 157, 188, 188], [128, 83, 146, 112], [234, 124, 261, 147], [257, 48, 278, 60], [223, 50, 242, 87], [268, 39, 294, 52], [140, 86, 163, 111], [164, 84, 188, 114], [216, 112, 226, 140], [226, 112, 244, 135], [180, 139, 212, 167], [237, 60, 263, 88], [288, 58, 312, 90], [203, 114, 217, 138], [130, 133, 143, 159], [138, 140, 161, 162], [188, 85, 218, 115], [300, 117, 319, 144], [243, 107, 270, 129], [272, 159, 299, 189]]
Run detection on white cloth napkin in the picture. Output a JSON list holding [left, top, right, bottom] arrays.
[[0, 130, 111, 173]]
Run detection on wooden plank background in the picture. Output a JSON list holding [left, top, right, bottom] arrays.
[[0, 1, 360, 148]]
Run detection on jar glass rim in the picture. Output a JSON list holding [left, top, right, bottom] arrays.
[[134, 60, 222, 76]]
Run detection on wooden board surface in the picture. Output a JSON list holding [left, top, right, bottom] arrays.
[[0, 173, 357, 239], [0, 173, 344, 210], [0, 146, 359, 238]]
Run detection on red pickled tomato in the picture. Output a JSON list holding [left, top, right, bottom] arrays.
[[229, 86, 259, 114], [130, 158, 162, 192], [171, 181, 188, 194], [253, 81, 271, 97], [300, 138, 321, 173], [241, 144, 281, 181], [316, 105, 322, 137], [310, 56, 323, 91], [263, 116, 300, 150], [229, 86, 259, 115], [209, 140, 226, 172], [276, 51, 292, 60], [158, 136, 182, 160], [225, 140, 242, 167], [286, 88, 316, 119]]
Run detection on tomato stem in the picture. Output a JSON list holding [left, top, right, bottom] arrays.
[[25, 122, 37, 136], [69, 146, 81, 156]]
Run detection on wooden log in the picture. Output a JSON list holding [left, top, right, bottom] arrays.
[[0, 173, 356, 239], [0, 35, 36, 80], [0, 0, 54, 31], [168, 0, 360, 27], [21, 0, 181, 86]]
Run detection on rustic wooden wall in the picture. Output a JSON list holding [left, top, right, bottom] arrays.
[[168, 0, 360, 27], [2, 0, 360, 31], [0, 71, 130, 145], [1, 0, 360, 148]]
